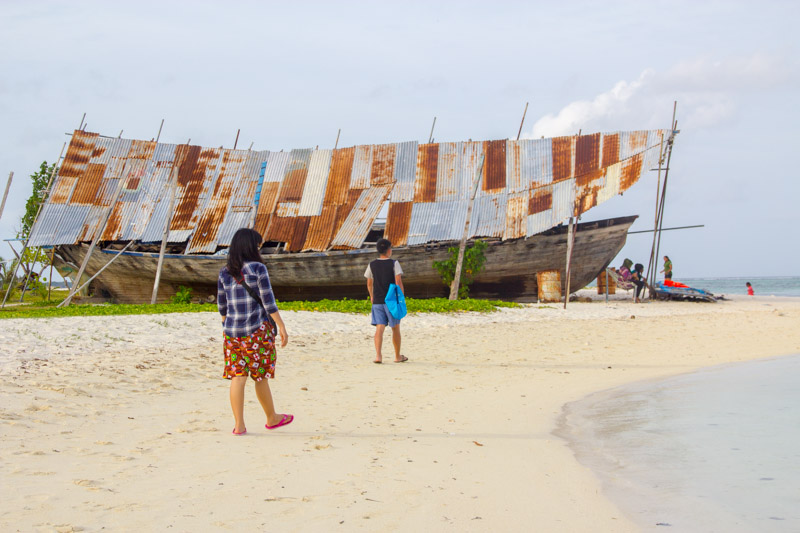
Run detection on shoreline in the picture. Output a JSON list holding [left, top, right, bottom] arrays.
[[2, 295, 799, 530]]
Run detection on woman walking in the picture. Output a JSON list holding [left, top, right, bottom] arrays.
[[218, 228, 292, 435]]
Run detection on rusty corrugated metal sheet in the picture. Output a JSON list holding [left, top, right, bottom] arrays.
[[29, 128, 671, 254], [298, 149, 332, 216], [330, 184, 393, 249], [414, 143, 438, 202]]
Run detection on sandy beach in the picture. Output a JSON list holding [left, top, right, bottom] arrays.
[[2, 293, 799, 532]]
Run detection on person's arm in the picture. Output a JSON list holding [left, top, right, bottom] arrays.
[[367, 278, 374, 303], [394, 260, 404, 293], [257, 265, 287, 347], [217, 276, 227, 325]]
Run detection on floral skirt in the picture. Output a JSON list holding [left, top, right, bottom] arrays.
[[223, 322, 277, 381]]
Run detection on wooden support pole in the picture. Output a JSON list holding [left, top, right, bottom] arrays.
[[151, 166, 180, 304], [428, 117, 436, 144], [1, 142, 66, 308], [47, 247, 55, 301], [0, 171, 13, 221], [334, 128, 341, 149], [59, 166, 128, 308], [645, 132, 666, 289], [516, 102, 529, 141], [78, 112, 86, 131], [563, 217, 576, 309], [449, 154, 485, 300], [156, 119, 165, 143], [233, 129, 240, 150], [18, 247, 42, 302]]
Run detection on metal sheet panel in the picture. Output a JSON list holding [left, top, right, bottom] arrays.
[[384, 201, 413, 246], [324, 147, 355, 206], [551, 136, 574, 182], [469, 193, 506, 238], [303, 204, 338, 251], [349, 145, 373, 189], [277, 148, 312, 204], [330, 184, 392, 249], [414, 143, 438, 202], [264, 151, 290, 182], [434, 142, 460, 201], [483, 140, 506, 192], [370, 143, 396, 186], [503, 192, 528, 240], [551, 178, 576, 224], [457, 141, 484, 200], [389, 141, 418, 202], [298, 149, 332, 216]]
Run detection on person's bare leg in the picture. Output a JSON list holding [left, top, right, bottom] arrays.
[[374, 324, 386, 363], [230, 376, 247, 433], [391, 325, 403, 361], [254, 378, 283, 426]]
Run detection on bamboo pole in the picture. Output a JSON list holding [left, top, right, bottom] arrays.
[[645, 133, 666, 289], [427, 117, 436, 144], [59, 240, 136, 303], [233, 129, 240, 149], [151, 166, 180, 304], [516, 102, 529, 141], [334, 128, 341, 149], [18, 247, 43, 302], [449, 153, 486, 300], [1, 142, 66, 308], [47, 247, 55, 301], [0, 171, 13, 221], [155, 119, 165, 143], [78, 112, 86, 131], [653, 122, 677, 287], [59, 166, 128, 308], [563, 217, 575, 309]]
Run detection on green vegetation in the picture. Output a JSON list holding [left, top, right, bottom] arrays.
[[432, 240, 488, 299], [0, 296, 519, 320], [171, 286, 193, 304]]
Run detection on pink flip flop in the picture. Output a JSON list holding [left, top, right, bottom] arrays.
[[266, 414, 294, 430], [232, 429, 247, 435]]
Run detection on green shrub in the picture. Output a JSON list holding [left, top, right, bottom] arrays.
[[171, 286, 193, 304]]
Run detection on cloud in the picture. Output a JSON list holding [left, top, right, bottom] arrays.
[[526, 54, 796, 137]]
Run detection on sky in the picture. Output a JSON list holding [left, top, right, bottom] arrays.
[[1, 0, 798, 278]]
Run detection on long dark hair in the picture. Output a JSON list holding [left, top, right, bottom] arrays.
[[227, 228, 263, 278]]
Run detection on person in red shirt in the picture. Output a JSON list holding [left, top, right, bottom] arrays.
[[746, 282, 754, 296]]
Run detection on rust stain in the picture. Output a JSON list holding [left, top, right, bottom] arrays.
[[303, 205, 338, 250], [551, 136, 573, 182], [619, 153, 643, 191], [332, 189, 362, 237], [575, 133, 600, 177], [172, 145, 210, 230], [504, 194, 527, 239], [414, 144, 438, 203], [50, 176, 76, 204], [128, 139, 156, 160], [190, 150, 237, 251], [576, 168, 603, 189], [323, 147, 355, 206], [71, 163, 106, 204], [483, 140, 506, 191], [101, 203, 124, 240], [601, 133, 620, 167], [626, 131, 648, 154], [278, 150, 311, 203], [528, 187, 553, 215], [384, 202, 412, 246], [370, 144, 397, 186], [60, 131, 97, 178], [286, 216, 311, 252], [266, 216, 296, 243], [254, 182, 280, 235]]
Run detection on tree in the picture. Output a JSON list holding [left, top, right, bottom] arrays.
[[432, 240, 488, 299], [14, 161, 57, 285]]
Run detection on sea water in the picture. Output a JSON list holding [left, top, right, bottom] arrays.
[[558, 355, 800, 532], [679, 277, 800, 298]]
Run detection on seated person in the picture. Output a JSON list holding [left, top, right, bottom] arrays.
[[631, 263, 646, 303]]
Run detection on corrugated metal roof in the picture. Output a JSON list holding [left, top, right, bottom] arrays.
[[29, 128, 670, 254]]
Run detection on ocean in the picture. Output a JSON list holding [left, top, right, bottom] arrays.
[[678, 277, 800, 298], [559, 354, 800, 531]]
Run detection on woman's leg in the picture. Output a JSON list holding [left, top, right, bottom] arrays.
[[230, 376, 247, 432], [254, 379, 283, 427]]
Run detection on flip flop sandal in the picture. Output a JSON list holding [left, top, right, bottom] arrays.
[[266, 414, 294, 430]]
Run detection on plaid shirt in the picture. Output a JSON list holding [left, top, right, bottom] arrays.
[[218, 261, 279, 338]]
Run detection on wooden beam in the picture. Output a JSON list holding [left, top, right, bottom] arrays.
[[0, 171, 13, 221], [150, 166, 180, 304], [449, 154, 485, 300]]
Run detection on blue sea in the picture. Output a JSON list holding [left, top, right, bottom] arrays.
[[559, 355, 800, 531], [678, 277, 800, 298]]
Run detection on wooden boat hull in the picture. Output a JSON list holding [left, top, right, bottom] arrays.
[[53, 215, 638, 304]]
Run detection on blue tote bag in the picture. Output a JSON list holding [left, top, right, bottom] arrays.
[[385, 283, 407, 320]]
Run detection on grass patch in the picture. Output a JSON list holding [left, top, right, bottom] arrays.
[[0, 297, 520, 320]]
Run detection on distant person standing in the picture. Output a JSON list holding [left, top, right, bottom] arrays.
[[631, 262, 646, 303], [365, 238, 407, 364], [218, 228, 292, 435], [660, 255, 673, 280], [746, 282, 754, 296]]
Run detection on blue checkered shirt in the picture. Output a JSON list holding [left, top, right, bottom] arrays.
[[218, 261, 279, 338]]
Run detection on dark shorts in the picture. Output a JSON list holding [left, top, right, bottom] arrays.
[[371, 303, 401, 327], [665, 272, 672, 279], [223, 322, 277, 381]]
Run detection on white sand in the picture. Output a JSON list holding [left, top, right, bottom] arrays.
[[2, 294, 799, 532]]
